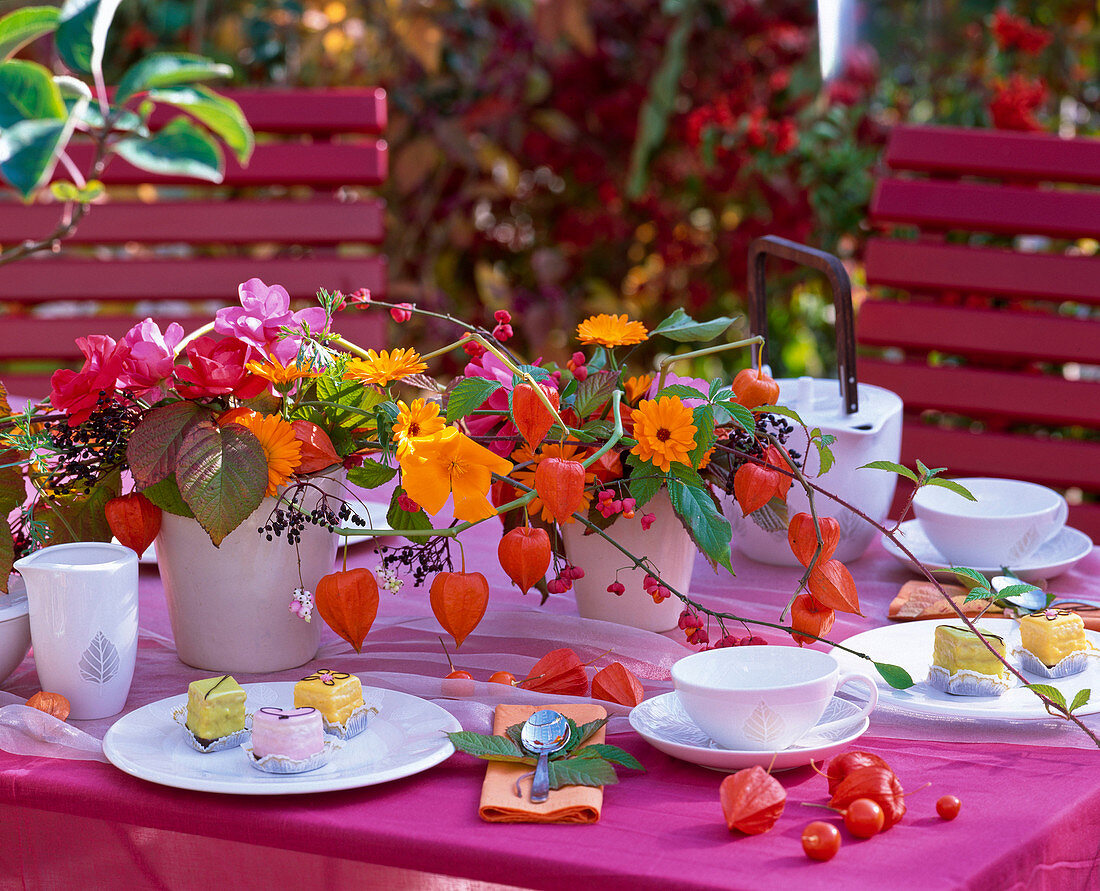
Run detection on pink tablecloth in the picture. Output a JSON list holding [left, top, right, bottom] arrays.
[[3, 525, 1100, 890]]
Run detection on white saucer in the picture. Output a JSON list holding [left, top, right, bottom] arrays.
[[880, 521, 1092, 582], [629, 692, 869, 772]]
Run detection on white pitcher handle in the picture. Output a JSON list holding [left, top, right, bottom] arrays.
[[814, 672, 878, 737]]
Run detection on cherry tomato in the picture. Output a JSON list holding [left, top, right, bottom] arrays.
[[802, 821, 841, 861], [843, 798, 884, 838], [488, 671, 517, 686], [936, 795, 961, 821], [445, 670, 473, 680]]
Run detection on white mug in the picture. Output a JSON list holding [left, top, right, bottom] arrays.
[[671, 647, 878, 751], [14, 542, 138, 720], [914, 478, 1068, 567]]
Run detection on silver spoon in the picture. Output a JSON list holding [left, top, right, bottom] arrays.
[[520, 709, 571, 803], [991, 576, 1100, 613]]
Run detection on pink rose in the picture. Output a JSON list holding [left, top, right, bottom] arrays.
[[174, 336, 267, 400], [119, 318, 184, 398], [49, 335, 131, 425], [214, 278, 327, 363]]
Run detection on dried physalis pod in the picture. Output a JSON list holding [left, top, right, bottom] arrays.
[[105, 492, 162, 555], [512, 381, 560, 449], [315, 568, 380, 653], [733, 462, 780, 516], [430, 571, 490, 648], [824, 750, 894, 796], [787, 512, 841, 567], [533, 457, 586, 524], [497, 526, 551, 595], [807, 559, 862, 616], [290, 420, 340, 474], [789, 593, 835, 647], [720, 765, 787, 834], [732, 368, 780, 410], [26, 691, 71, 721], [521, 647, 589, 697], [591, 662, 644, 706], [829, 765, 906, 829]]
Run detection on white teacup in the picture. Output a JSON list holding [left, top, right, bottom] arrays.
[[671, 647, 878, 751], [913, 477, 1068, 567]]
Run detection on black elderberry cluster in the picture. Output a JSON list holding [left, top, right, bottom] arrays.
[[378, 536, 452, 587], [259, 487, 366, 545], [45, 391, 140, 496], [714, 411, 802, 494]]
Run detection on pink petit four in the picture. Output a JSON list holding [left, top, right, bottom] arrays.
[[251, 706, 323, 760]]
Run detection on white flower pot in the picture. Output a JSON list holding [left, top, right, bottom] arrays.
[[560, 490, 691, 632], [156, 475, 341, 673]]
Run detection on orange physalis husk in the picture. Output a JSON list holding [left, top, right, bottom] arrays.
[[807, 559, 862, 615], [315, 568, 380, 654], [732, 368, 780, 410], [105, 492, 162, 556], [825, 750, 894, 796], [512, 382, 560, 449], [430, 571, 489, 648], [290, 420, 341, 474], [591, 662, 644, 706], [25, 691, 71, 721], [497, 526, 551, 595], [533, 457, 586, 524], [763, 445, 793, 499], [520, 647, 589, 697], [586, 448, 623, 484], [787, 512, 841, 567], [719, 765, 787, 834], [733, 462, 780, 516], [790, 592, 835, 646], [830, 765, 906, 829]]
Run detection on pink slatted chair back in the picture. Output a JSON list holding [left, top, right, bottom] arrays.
[[859, 124, 1100, 539], [0, 88, 388, 397]]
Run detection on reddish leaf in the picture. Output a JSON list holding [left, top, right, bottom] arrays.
[[808, 559, 862, 615], [315, 568, 380, 653], [720, 765, 787, 834], [430, 571, 489, 647], [787, 512, 841, 567], [497, 526, 551, 595]]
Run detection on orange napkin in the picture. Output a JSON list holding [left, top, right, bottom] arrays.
[[889, 579, 1100, 632], [478, 703, 607, 824]]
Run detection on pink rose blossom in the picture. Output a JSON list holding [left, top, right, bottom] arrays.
[[49, 335, 131, 425], [174, 336, 267, 400], [461, 351, 522, 456], [214, 278, 327, 364], [119, 318, 184, 398]]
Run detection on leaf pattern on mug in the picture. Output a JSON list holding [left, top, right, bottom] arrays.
[[743, 701, 786, 745], [78, 631, 120, 687]]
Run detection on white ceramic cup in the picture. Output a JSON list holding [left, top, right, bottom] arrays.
[[14, 542, 138, 720], [913, 477, 1068, 567], [671, 647, 878, 751]]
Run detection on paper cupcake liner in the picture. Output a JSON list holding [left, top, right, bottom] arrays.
[[172, 706, 251, 753], [927, 664, 1012, 697], [241, 736, 342, 774], [1014, 646, 1092, 679], [321, 702, 379, 741]]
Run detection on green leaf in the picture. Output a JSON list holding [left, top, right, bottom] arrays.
[[0, 118, 71, 199], [716, 400, 755, 434], [126, 402, 211, 487], [625, 452, 662, 508], [924, 477, 977, 501], [1069, 688, 1091, 713], [572, 371, 617, 419], [346, 459, 397, 489], [313, 375, 385, 430], [174, 422, 268, 546], [0, 60, 66, 127], [56, 0, 121, 76], [445, 377, 502, 423], [0, 6, 60, 61], [962, 588, 994, 603], [570, 744, 644, 771], [859, 460, 918, 483], [146, 85, 253, 164], [874, 662, 914, 689], [655, 383, 707, 401], [650, 307, 736, 343], [993, 583, 1040, 598], [114, 116, 224, 183], [140, 475, 194, 518], [445, 731, 532, 762], [689, 404, 714, 469], [951, 567, 991, 590], [36, 470, 122, 545], [557, 717, 607, 757], [668, 475, 733, 572], [115, 52, 234, 105], [755, 404, 805, 426], [386, 487, 433, 532], [513, 364, 552, 383], [1026, 683, 1068, 712], [88, 0, 123, 82], [548, 756, 618, 789]]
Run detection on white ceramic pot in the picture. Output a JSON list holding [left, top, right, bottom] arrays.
[[560, 490, 691, 633], [157, 474, 342, 674], [0, 576, 31, 685]]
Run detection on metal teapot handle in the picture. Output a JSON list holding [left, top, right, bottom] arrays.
[[747, 235, 858, 415]]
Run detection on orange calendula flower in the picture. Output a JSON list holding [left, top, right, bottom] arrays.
[[623, 374, 653, 405], [399, 426, 513, 523], [246, 355, 322, 387], [510, 442, 595, 524], [233, 412, 303, 496], [630, 396, 697, 473], [343, 348, 427, 387], [576, 313, 649, 348], [393, 398, 445, 457]]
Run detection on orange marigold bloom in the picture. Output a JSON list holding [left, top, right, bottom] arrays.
[[623, 374, 653, 404], [232, 412, 303, 496], [630, 396, 697, 473], [246, 355, 322, 387], [510, 442, 595, 524], [393, 398, 445, 457], [576, 313, 649, 348], [343, 348, 427, 387]]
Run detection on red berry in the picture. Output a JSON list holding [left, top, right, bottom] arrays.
[[802, 821, 841, 861], [488, 671, 516, 686], [936, 795, 961, 821]]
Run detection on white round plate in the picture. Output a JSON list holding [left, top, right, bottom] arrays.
[[103, 682, 460, 794], [880, 521, 1092, 582], [831, 619, 1100, 722], [629, 692, 869, 772], [127, 500, 393, 565]]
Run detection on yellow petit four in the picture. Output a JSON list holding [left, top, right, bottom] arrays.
[[928, 626, 1011, 696], [294, 669, 364, 724], [186, 675, 246, 742], [1019, 611, 1087, 667]]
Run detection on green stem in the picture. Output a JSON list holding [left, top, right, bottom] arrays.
[[655, 336, 765, 391]]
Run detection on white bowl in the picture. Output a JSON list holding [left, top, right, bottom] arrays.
[[0, 577, 31, 684]]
